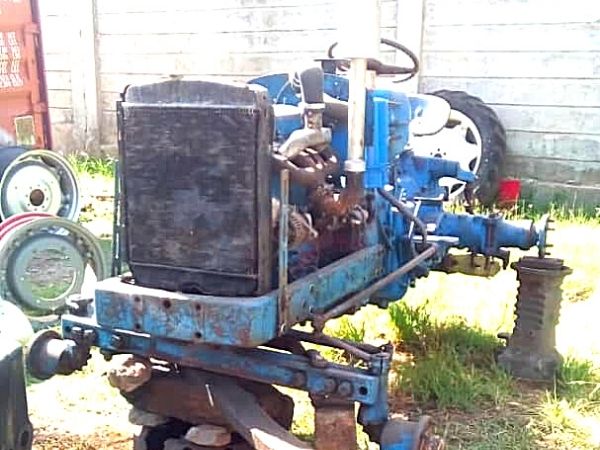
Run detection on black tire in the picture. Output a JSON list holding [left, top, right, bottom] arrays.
[[432, 90, 506, 207]]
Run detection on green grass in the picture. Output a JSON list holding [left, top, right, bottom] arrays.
[[453, 198, 600, 224], [67, 154, 116, 179], [389, 303, 512, 411], [329, 316, 366, 343], [504, 200, 600, 224], [442, 415, 537, 450]]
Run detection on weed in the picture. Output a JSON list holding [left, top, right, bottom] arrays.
[[395, 348, 512, 410], [443, 414, 537, 450], [389, 303, 511, 410], [330, 316, 366, 343], [558, 357, 600, 401], [434, 320, 501, 367], [67, 154, 115, 179], [534, 392, 600, 450], [323, 316, 367, 365], [389, 302, 434, 352], [389, 302, 500, 362], [328, 309, 509, 411]]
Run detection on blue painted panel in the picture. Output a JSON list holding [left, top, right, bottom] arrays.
[[436, 213, 538, 255], [95, 245, 386, 347], [62, 316, 387, 407], [95, 278, 277, 347]]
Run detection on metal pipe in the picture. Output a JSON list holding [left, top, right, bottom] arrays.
[[287, 329, 383, 354], [339, 0, 380, 185], [346, 57, 368, 176], [278, 170, 290, 332], [111, 160, 122, 277], [313, 244, 438, 328], [286, 329, 377, 362], [378, 188, 428, 246]]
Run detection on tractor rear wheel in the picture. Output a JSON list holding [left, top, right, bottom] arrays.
[[431, 90, 507, 207]]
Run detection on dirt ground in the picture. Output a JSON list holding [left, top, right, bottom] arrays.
[[29, 354, 136, 450]]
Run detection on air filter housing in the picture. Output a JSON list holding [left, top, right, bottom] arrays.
[[118, 79, 273, 296]]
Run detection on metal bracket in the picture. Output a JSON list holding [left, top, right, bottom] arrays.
[[60, 317, 390, 408]]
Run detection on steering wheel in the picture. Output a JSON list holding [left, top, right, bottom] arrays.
[[326, 37, 420, 82]]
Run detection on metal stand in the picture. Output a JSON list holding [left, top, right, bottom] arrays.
[[313, 398, 357, 450], [498, 257, 572, 381]]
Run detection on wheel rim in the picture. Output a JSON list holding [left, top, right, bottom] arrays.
[[415, 109, 483, 198], [0, 212, 53, 241], [0, 150, 80, 221], [0, 217, 106, 318]]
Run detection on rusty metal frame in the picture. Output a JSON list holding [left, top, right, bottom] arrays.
[[94, 244, 386, 348]]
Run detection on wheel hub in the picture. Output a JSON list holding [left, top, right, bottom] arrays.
[[0, 150, 80, 221], [412, 109, 483, 198], [0, 217, 107, 328]]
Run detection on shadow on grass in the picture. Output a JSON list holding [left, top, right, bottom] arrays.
[[387, 302, 600, 449], [388, 302, 511, 411]]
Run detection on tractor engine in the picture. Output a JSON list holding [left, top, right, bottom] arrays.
[[27, 65, 550, 450]]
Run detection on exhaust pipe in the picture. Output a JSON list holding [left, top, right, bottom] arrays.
[[338, 0, 381, 193]]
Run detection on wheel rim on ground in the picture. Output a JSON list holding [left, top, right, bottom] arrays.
[[0, 150, 80, 221], [0, 217, 107, 327]]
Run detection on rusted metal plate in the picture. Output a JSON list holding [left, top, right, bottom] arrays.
[[0, 0, 50, 148], [123, 367, 294, 431], [313, 400, 357, 450], [210, 376, 312, 450]]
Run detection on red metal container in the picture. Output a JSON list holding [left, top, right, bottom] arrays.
[[0, 0, 50, 148], [498, 178, 521, 207]]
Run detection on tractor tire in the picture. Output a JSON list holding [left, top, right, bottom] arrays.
[[432, 90, 507, 207]]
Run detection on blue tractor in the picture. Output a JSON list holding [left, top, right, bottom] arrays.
[[24, 38, 551, 450]]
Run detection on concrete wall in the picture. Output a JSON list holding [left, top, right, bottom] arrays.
[[38, 0, 600, 205], [38, 0, 404, 152], [419, 0, 600, 204]]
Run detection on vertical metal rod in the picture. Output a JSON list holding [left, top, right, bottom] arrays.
[[345, 58, 368, 176], [278, 170, 290, 332], [111, 160, 122, 277]]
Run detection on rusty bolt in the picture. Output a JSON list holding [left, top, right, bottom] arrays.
[[324, 378, 337, 394], [292, 372, 306, 388], [337, 381, 353, 397]]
